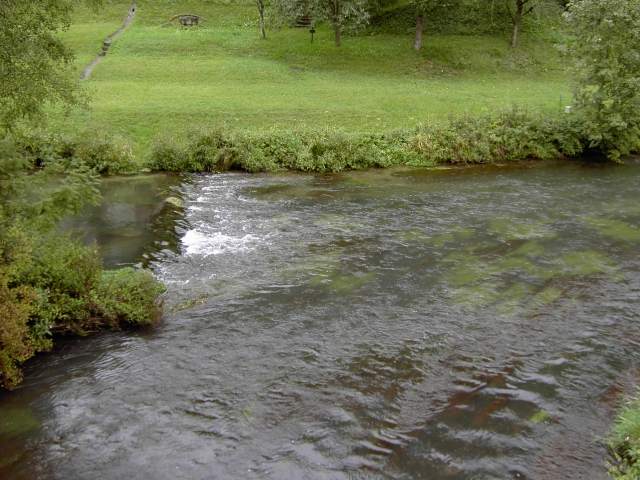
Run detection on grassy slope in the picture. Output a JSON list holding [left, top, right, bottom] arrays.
[[57, 0, 570, 158]]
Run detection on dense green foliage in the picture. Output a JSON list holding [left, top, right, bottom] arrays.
[[0, 1, 78, 129], [369, 0, 563, 36], [147, 110, 584, 173], [92, 268, 166, 328], [0, 138, 165, 389], [18, 131, 137, 175], [0, 0, 164, 390], [567, 0, 640, 161], [609, 393, 640, 480]]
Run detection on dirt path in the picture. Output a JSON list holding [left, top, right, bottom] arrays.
[[80, 1, 137, 81]]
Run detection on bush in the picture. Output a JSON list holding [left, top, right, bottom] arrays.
[[0, 280, 37, 389], [93, 268, 166, 328], [148, 129, 242, 173], [70, 136, 137, 175], [0, 230, 166, 388], [567, 0, 640, 161], [19, 235, 102, 334], [609, 393, 640, 480], [14, 131, 137, 174], [148, 137, 191, 172], [147, 112, 589, 174], [412, 110, 583, 164]]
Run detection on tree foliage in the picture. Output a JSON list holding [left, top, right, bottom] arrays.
[[0, 137, 100, 388], [272, 0, 369, 45], [0, 0, 164, 389], [0, 1, 82, 129], [411, 0, 457, 50], [506, 0, 539, 48], [567, 0, 640, 161]]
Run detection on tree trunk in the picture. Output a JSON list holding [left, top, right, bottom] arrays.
[[414, 14, 424, 51], [259, 11, 266, 39], [333, 22, 341, 47], [257, 0, 266, 39], [510, 1, 523, 48], [510, 18, 520, 48]]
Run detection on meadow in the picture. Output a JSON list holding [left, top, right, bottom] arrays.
[[56, 0, 571, 158]]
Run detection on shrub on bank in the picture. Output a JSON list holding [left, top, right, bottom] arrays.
[[147, 110, 588, 174], [15, 131, 137, 175], [93, 268, 166, 328], [609, 393, 640, 479], [411, 110, 585, 164], [0, 137, 162, 388], [0, 229, 165, 389]]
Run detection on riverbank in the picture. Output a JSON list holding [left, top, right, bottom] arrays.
[[24, 107, 593, 176], [610, 393, 640, 479], [51, 0, 569, 160]]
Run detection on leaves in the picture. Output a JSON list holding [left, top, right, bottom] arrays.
[[567, 0, 640, 160], [0, 0, 80, 130]]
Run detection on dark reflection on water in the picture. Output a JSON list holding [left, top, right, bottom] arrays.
[[63, 173, 185, 267], [2, 162, 640, 479]]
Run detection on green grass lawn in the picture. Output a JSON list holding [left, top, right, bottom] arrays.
[[56, 0, 571, 158]]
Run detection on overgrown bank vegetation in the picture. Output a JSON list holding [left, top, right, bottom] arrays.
[[0, 0, 165, 389], [0, 136, 165, 389], [609, 393, 640, 479], [147, 110, 584, 173]]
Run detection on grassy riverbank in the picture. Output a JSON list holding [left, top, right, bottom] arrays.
[[610, 393, 640, 479], [54, 0, 570, 160]]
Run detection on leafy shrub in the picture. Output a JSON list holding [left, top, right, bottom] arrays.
[[0, 280, 37, 389], [0, 232, 166, 388], [237, 131, 304, 172], [148, 137, 191, 172], [0, 226, 166, 388], [70, 136, 137, 175], [191, 130, 237, 172], [19, 235, 102, 335], [609, 393, 640, 480], [567, 0, 640, 161], [148, 130, 241, 172], [14, 131, 137, 174], [147, 112, 589, 174], [93, 268, 166, 328], [412, 110, 584, 165]]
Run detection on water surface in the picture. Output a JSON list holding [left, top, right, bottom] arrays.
[[2, 162, 640, 479]]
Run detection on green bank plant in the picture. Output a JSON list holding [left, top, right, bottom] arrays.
[[17, 131, 137, 175], [567, 0, 640, 161], [0, 137, 164, 390], [147, 109, 585, 173], [609, 392, 640, 479]]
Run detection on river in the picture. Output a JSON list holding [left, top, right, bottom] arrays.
[[1, 161, 640, 479]]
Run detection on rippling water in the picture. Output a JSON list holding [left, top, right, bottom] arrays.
[[2, 162, 640, 479]]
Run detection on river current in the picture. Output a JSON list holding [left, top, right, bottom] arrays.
[[1, 162, 640, 479]]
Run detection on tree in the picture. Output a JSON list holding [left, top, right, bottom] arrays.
[[567, 0, 640, 161], [506, 0, 537, 48], [0, 1, 87, 130], [272, 0, 369, 46], [0, 0, 164, 389], [257, 0, 267, 39], [412, 0, 454, 51]]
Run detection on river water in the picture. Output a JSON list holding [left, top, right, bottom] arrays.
[[1, 162, 640, 479]]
